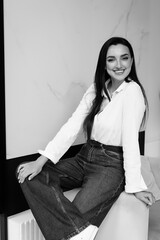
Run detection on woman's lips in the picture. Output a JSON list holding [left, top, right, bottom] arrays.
[[113, 69, 125, 74]]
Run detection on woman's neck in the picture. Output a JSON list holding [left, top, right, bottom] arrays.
[[107, 78, 124, 95]]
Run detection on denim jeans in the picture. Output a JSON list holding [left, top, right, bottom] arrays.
[[18, 140, 125, 240]]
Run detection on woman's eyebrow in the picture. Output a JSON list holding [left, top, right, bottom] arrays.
[[106, 55, 115, 59], [121, 53, 129, 57], [106, 53, 129, 59]]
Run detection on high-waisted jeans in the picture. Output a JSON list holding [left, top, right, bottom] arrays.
[[18, 140, 125, 240]]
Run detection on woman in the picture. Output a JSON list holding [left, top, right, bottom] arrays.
[[17, 37, 155, 240]]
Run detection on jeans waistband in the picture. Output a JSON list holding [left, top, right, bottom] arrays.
[[87, 140, 123, 153]]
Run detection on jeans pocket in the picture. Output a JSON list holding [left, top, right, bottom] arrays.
[[102, 148, 123, 162]]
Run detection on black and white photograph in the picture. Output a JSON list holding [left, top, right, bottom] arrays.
[[0, 1, 160, 240]]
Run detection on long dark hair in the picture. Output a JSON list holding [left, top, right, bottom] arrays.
[[83, 37, 148, 140]]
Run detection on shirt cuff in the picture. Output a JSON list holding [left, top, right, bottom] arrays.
[[38, 150, 58, 164], [125, 176, 148, 193]]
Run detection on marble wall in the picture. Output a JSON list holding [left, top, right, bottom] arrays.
[[145, 0, 160, 158], [4, 0, 159, 159]]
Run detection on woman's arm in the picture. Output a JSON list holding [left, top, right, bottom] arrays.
[[122, 82, 147, 193], [17, 84, 95, 183], [38, 84, 95, 163], [122, 82, 156, 205]]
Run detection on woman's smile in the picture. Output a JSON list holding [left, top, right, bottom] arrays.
[[113, 69, 125, 75]]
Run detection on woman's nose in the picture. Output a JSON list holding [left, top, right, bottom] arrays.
[[116, 59, 122, 68]]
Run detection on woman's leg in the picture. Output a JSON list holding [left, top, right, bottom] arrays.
[[17, 158, 90, 240], [17, 142, 125, 240], [72, 141, 125, 227]]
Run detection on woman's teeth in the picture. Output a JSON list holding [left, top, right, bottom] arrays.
[[114, 70, 125, 74]]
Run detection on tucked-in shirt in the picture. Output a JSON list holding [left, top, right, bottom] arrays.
[[38, 80, 148, 193]]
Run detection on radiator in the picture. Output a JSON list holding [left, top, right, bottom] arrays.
[[8, 209, 45, 240]]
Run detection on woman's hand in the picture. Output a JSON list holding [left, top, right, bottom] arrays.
[[134, 191, 156, 206], [17, 155, 48, 183]]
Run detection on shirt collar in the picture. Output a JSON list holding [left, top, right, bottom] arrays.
[[102, 79, 132, 98]]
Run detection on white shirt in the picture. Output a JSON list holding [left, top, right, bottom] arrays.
[[38, 80, 148, 193]]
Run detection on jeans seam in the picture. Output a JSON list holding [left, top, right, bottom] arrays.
[[95, 175, 125, 216], [51, 186, 81, 235]]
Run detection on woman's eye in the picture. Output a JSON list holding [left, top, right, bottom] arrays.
[[122, 56, 129, 60], [107, 58, 115, 62]]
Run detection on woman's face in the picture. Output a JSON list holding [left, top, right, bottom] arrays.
[[106, 44, 133, 82]]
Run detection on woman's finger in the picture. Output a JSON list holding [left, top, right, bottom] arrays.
[[17, 165, 24, 173], [18, 169, 29, 182], [19, 168, 25, 174], [144, 193, 155, 206], [28, 171, 38, 181], [19, 177, 25, 184], [17, 163, 28, 173], [141, 197, 150, 206], [19, 171, 28, 183]]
